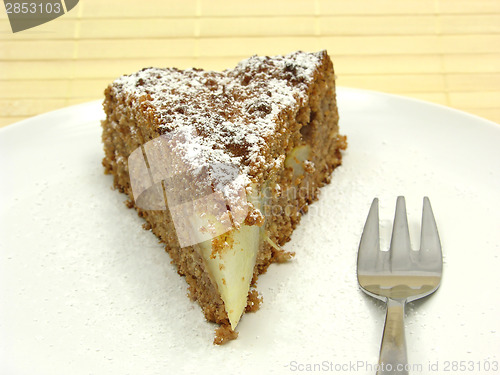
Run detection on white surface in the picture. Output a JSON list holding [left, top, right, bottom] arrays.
[[1, 88, 499, 375]]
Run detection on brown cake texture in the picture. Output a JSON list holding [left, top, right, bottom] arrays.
[[101, 50, 346, 344]]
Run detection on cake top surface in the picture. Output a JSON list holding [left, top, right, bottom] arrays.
[[110, 50, 327, 205]]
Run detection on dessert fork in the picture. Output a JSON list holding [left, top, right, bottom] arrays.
[[357, 197, 442, 375]]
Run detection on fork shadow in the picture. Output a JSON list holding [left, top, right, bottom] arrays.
[[358, 290, 386, 316]]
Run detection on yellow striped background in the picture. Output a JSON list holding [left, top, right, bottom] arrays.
[[1, 0, 499, 127]]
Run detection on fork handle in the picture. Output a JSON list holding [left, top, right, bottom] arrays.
[[377, 298, 408, 375]]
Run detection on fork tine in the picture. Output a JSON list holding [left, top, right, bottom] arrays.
[[419, 197, 442, 272], [357, 198, 380, 273], [389, 196, 413, 269]]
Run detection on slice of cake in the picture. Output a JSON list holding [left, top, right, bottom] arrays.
[[101, 50, 346, 344]]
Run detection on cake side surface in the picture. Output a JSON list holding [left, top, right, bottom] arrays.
[[253, 51, 346, 278], [101, 50, 346, 343]]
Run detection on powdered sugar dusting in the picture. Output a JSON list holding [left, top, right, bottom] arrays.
[[111, 51, 325, 195]]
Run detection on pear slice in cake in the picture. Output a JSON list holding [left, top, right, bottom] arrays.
[[197, 221, 261, 329], [101, 50, 346, 343]]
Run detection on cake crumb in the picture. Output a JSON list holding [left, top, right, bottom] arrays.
[[214, 325, 238, 345], [245, 289, 262, 312], [274, 249, 295, 263]]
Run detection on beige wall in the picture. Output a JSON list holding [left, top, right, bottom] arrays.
[[1, 0, 499, 127]]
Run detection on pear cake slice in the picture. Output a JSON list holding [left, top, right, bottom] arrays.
[[101, 50, 346, 344]]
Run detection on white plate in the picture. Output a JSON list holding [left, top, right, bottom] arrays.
[[1, 88, 499, 375]]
